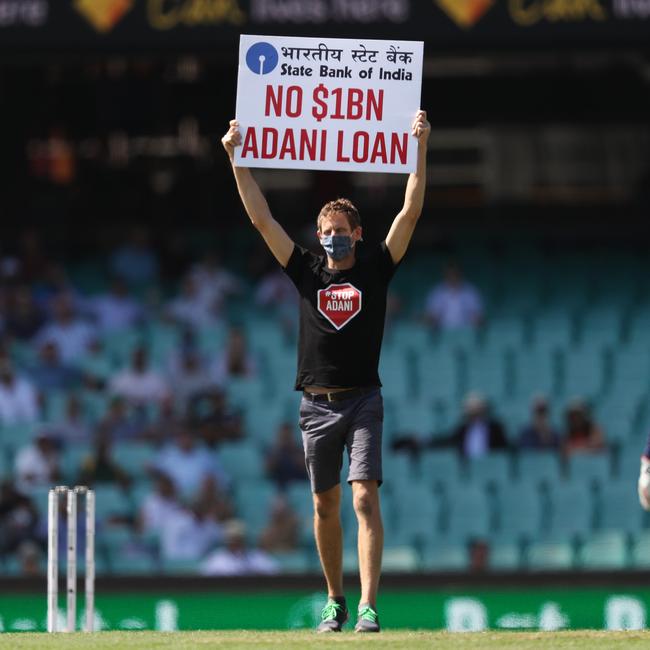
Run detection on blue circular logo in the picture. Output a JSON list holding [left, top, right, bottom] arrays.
[[246, 42, 278, 75]]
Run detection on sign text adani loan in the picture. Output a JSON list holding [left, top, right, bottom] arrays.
[[235, 34, 423, 174]]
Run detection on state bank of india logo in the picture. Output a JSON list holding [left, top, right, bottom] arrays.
[[317, 283, 362, 331], [246, 42, 279, 76], [434, 0, 495, 28]]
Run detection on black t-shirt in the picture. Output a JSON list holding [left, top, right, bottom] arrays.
[[283, 241, 399, 390]]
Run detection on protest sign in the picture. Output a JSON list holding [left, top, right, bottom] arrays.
[[234, 34, 423, 174]]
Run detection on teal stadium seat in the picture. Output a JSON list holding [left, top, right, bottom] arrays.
[[514, 349, 560, 401], [598, 479, 644, 534], [494, 482, 542, 543], [562, 347, 607, 403], [391, 483, 440, 547], [381, 546, 419, 573], [234, 481, 277, 537], [527, 539, 574, 570], [578, 530, 628, 570], [464, 350, 510, 403], [517, 451, 562, 488], [420, 542, 468, 571], [92, 484, 134, 521], [219, 441, 264, 483], [567, 453, 611, 489], [444, 485, 491, 543], [111, 441, 155, 478], [416, 348, 462, 404], [488, 542, 522, 571], [630, 531, 650, 569], [379, 348, 411, 402], [546, 481, 594, 540], [419, 450, 462, 490], [467, 452, 512, 492]]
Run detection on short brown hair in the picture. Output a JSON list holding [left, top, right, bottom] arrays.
[[317, 198, 361, 232]]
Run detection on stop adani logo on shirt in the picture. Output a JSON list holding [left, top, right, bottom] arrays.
[[234, 34, 423, 174], [317, 283, 362, 330]]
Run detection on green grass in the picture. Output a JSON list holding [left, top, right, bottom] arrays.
[[3, 630, 650, 649]]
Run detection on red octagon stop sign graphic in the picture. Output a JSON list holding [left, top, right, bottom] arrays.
[[317, 283, 363, 330]]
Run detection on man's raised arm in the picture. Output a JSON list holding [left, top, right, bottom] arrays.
[[222, 120, 294, 268], [385, 110, 431, 265]]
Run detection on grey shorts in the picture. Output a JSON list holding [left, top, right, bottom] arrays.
[[298, 388, 383, 493]]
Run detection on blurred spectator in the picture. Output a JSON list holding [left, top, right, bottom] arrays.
[[17, 541, 42, 576], [96, 396, 145, 442], [254, 266, 298, 337], [192, 476, 235, 524], [258, 495, 299, 553], [33, 293, 95, 362], [469, 538, 489, 573], [138, 472, 183, 537], [189, 251, 242, 317], [167, 346, 214, 412], [2, 285, 45, 341], [166, 275, 217, 330], [88, 277, 144, 332], [211, 326, 257, 386], [78, 337, 112, 389], [429, 393, 508, 458], [518, 395, 561, 450], [110, 346, 169, 406], [32, 264, 80, 315], [153, 428, 229, 499], [562, 399, 605, 455], [190, 388, 243, 447], [78, 435, 131, 489], [29, 341, 80, 392], [139, 473, 223, 562], [424, 262, 484, 330], [47, 394, 91, 444], [0, 482, 39, 559], [200, 520, 278, 576], [0, 359, 39, 424], [266, 422, 308, 489], [14, 431, 61, 494], [110, 227, 159, 287]]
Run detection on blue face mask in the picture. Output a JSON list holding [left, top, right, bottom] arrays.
[[320, 234, 354, 261]]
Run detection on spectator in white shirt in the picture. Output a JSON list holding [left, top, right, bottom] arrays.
[[0, 360, 39, 425], [200, 520, 278, 576], [14, 431, 60, 494], [167, 346, 214, 412], [425, 263, 484, 330], [110, 346, 169, 406], [166, 275, 218, 330], [33, 293, 96, 362], [153, 428, 229, 499], [88, 277, 143, 332], [189, 251, 242, 317]]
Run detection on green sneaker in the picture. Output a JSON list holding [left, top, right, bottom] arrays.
[[355, 604, 380, 633], [317, 598, 349, 632]]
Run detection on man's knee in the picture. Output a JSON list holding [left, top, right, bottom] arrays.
[[313, 486, 340, 520], [352, 482, 379, 520]]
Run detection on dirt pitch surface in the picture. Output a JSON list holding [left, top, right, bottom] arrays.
[[4, 630, 650, 649]]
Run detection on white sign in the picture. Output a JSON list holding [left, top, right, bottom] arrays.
[[234, 34, 423, 174]]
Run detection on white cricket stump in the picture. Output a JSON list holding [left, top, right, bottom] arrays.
[[47, 485, 96, 633]]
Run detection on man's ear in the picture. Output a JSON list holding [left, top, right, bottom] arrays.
[[353, 226, 363, 242]]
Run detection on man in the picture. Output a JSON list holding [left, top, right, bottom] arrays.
[[638, 436, 650, 511], [221, 109, 430, 633]]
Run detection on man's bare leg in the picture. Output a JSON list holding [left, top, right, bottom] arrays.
[[313, 484, 344, 598], [352, 480, 383, 608]]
